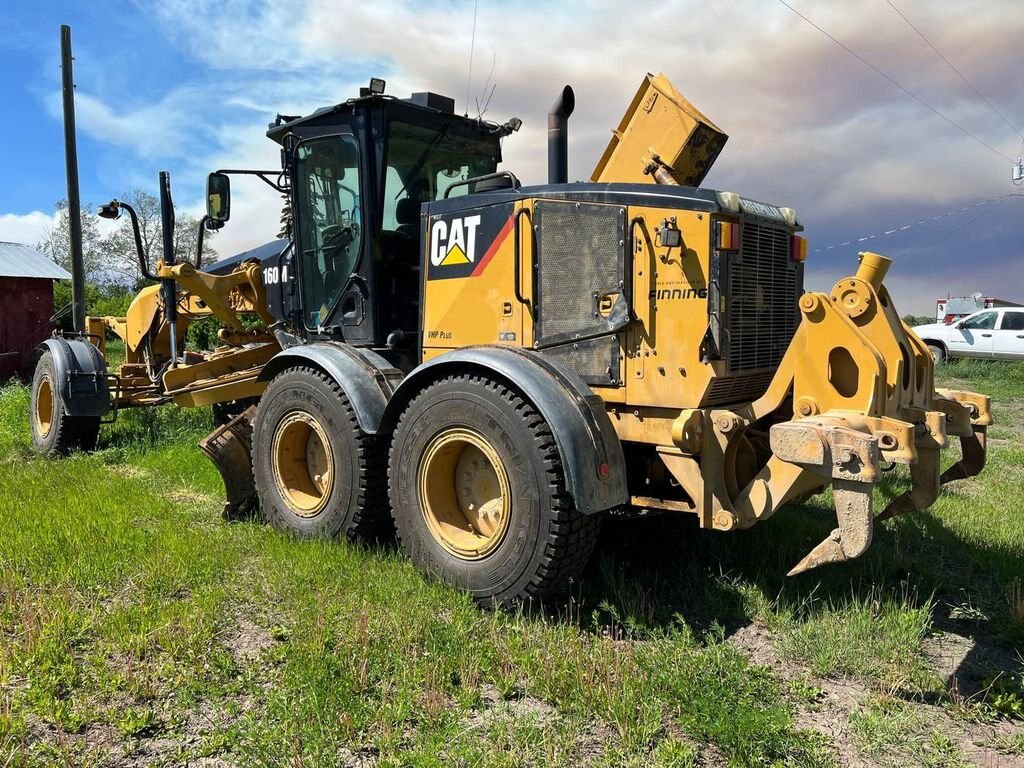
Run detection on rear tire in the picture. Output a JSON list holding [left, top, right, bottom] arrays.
[[30, 351, 101, 455], [388, 374, 601, 608], [927, 344, 946, 365], [252, 367, 388, 541]]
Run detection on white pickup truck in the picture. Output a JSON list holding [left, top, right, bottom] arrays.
[[914, 307, 1024, 363]]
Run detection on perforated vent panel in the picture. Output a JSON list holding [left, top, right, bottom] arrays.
[[535, 201, 625, 347], [725, 222, 800, 373], [540, 335, 621, 387]]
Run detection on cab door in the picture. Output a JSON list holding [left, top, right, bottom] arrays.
[[949, 310, 997, 358], [993, 309, 1024, 360], [291, 133, 373, 342]]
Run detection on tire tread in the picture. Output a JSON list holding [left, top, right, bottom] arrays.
[[254, 366, 390, 542], [389, 374, 600, 606]]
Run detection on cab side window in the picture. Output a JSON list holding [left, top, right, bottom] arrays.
[[961, 311, 996, 330], [1000, 311, 1024, 331]]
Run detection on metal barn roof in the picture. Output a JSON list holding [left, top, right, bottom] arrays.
[[0, 242, 71, 280]]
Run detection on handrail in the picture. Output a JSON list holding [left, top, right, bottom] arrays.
[[443, 171, 521, 199], [513, 207, 533, 310]]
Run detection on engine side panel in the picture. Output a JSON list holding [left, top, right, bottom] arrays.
[[420, 186, 802, 432]]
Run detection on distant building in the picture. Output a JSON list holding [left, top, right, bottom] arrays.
[[0, 242, 71, 380]]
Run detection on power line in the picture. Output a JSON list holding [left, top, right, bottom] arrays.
[[914, 192, 1024, 251], [775, 0, 1014, 163], [891, 5, 1024, 145], [812, 192, 1022, 253], [884, 0, 1024, 143]]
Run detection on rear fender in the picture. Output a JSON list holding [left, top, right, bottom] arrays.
[[380, 346, 628, 515], [32, 337, 111, 418], [256, 342, 404, 434]]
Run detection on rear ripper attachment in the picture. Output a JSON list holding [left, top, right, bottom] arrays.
[[663, 251, 992, 576]]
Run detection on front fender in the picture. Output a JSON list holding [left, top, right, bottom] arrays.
[[33, 337, 111, 418], [381, 346, 627, 515]]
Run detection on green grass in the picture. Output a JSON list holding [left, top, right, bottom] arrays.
[[849, 695, 969, 767], [1, 359, 1022, 765]]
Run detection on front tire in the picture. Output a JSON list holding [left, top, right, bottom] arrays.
[[30, 351, 100, 455], [389, 375, 601, 607], [927, 343, 946, 365], [252, 367, 388, 541]]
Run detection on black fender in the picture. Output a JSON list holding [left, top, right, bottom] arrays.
[[32, 337, 111, 418], [380, 346, 628, 515], [256, 342, 404, 434]]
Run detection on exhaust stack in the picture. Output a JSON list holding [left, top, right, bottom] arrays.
[[547, 85, 575, 184]]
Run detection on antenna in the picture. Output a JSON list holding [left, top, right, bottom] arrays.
[[475, 52, 497, 120], [463, 0, 478, 117]]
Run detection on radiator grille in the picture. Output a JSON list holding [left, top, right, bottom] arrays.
[[703, 371, 776, 407], [726, 222, 800, 373]]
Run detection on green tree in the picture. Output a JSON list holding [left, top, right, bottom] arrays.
[[36, 200, 107, 284], [52, 282, 134, 331], [902, 314, 934, 327], [104, 188, 218, 286]]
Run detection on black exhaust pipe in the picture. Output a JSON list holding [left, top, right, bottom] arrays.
[[547, 85, 575, 185], [59, 25, 86, 333]]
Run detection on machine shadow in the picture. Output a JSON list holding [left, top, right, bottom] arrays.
[[565, 476, 1022, 696]]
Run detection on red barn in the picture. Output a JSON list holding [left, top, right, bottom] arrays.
[[0, 242, 71, 381]]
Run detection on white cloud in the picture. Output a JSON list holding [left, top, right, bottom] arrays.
[[0, 211, 56, 247], [9, 0, 1024, 315]]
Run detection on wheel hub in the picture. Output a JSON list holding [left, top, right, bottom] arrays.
[[272, 411, 333, 517], [34, 376, 54, 438], [418, 428, 511, 560]]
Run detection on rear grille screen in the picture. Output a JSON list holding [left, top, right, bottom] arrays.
[[725, 222, 800, 373], [535, 201, 626, 347]]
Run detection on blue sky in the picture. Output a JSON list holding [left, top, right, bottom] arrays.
[[1, 3, 195, 205], [1, 0, 1021, 314]]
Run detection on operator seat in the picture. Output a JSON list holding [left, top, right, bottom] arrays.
[[395, 197, 420, 237], [378, 197, 423, 344]]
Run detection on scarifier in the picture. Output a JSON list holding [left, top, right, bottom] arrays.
[[31, 72, 992, 605]]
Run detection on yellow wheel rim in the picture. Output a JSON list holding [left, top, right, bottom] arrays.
[[35, 376, 54, 438], [418, 428, 511, 560], [271, 412, 333, 517]]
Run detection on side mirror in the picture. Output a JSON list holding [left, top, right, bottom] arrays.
[[206, 172, 231, 222]]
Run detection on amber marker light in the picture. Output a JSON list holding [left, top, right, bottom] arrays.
[[791, 235, 808, 262]]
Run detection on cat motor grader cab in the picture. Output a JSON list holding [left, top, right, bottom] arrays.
[[31, 73, 992, 605]]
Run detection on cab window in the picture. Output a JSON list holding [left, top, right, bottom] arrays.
[[382, 120, 499, 232], [960, 311, 996, 330], [1000, 311, 1024, 331], [295, 135, 362, 329]]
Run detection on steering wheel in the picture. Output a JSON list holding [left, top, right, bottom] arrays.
[[322, 223, 354, 252]]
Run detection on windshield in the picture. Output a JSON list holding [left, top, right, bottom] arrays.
[[295, 135, 363, 329], [382, 120, 499, 231]]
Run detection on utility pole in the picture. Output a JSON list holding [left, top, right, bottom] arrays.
[[60, 24, 86, 333]]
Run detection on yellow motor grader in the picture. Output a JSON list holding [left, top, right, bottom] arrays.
[[30, 73, 991, 605]]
